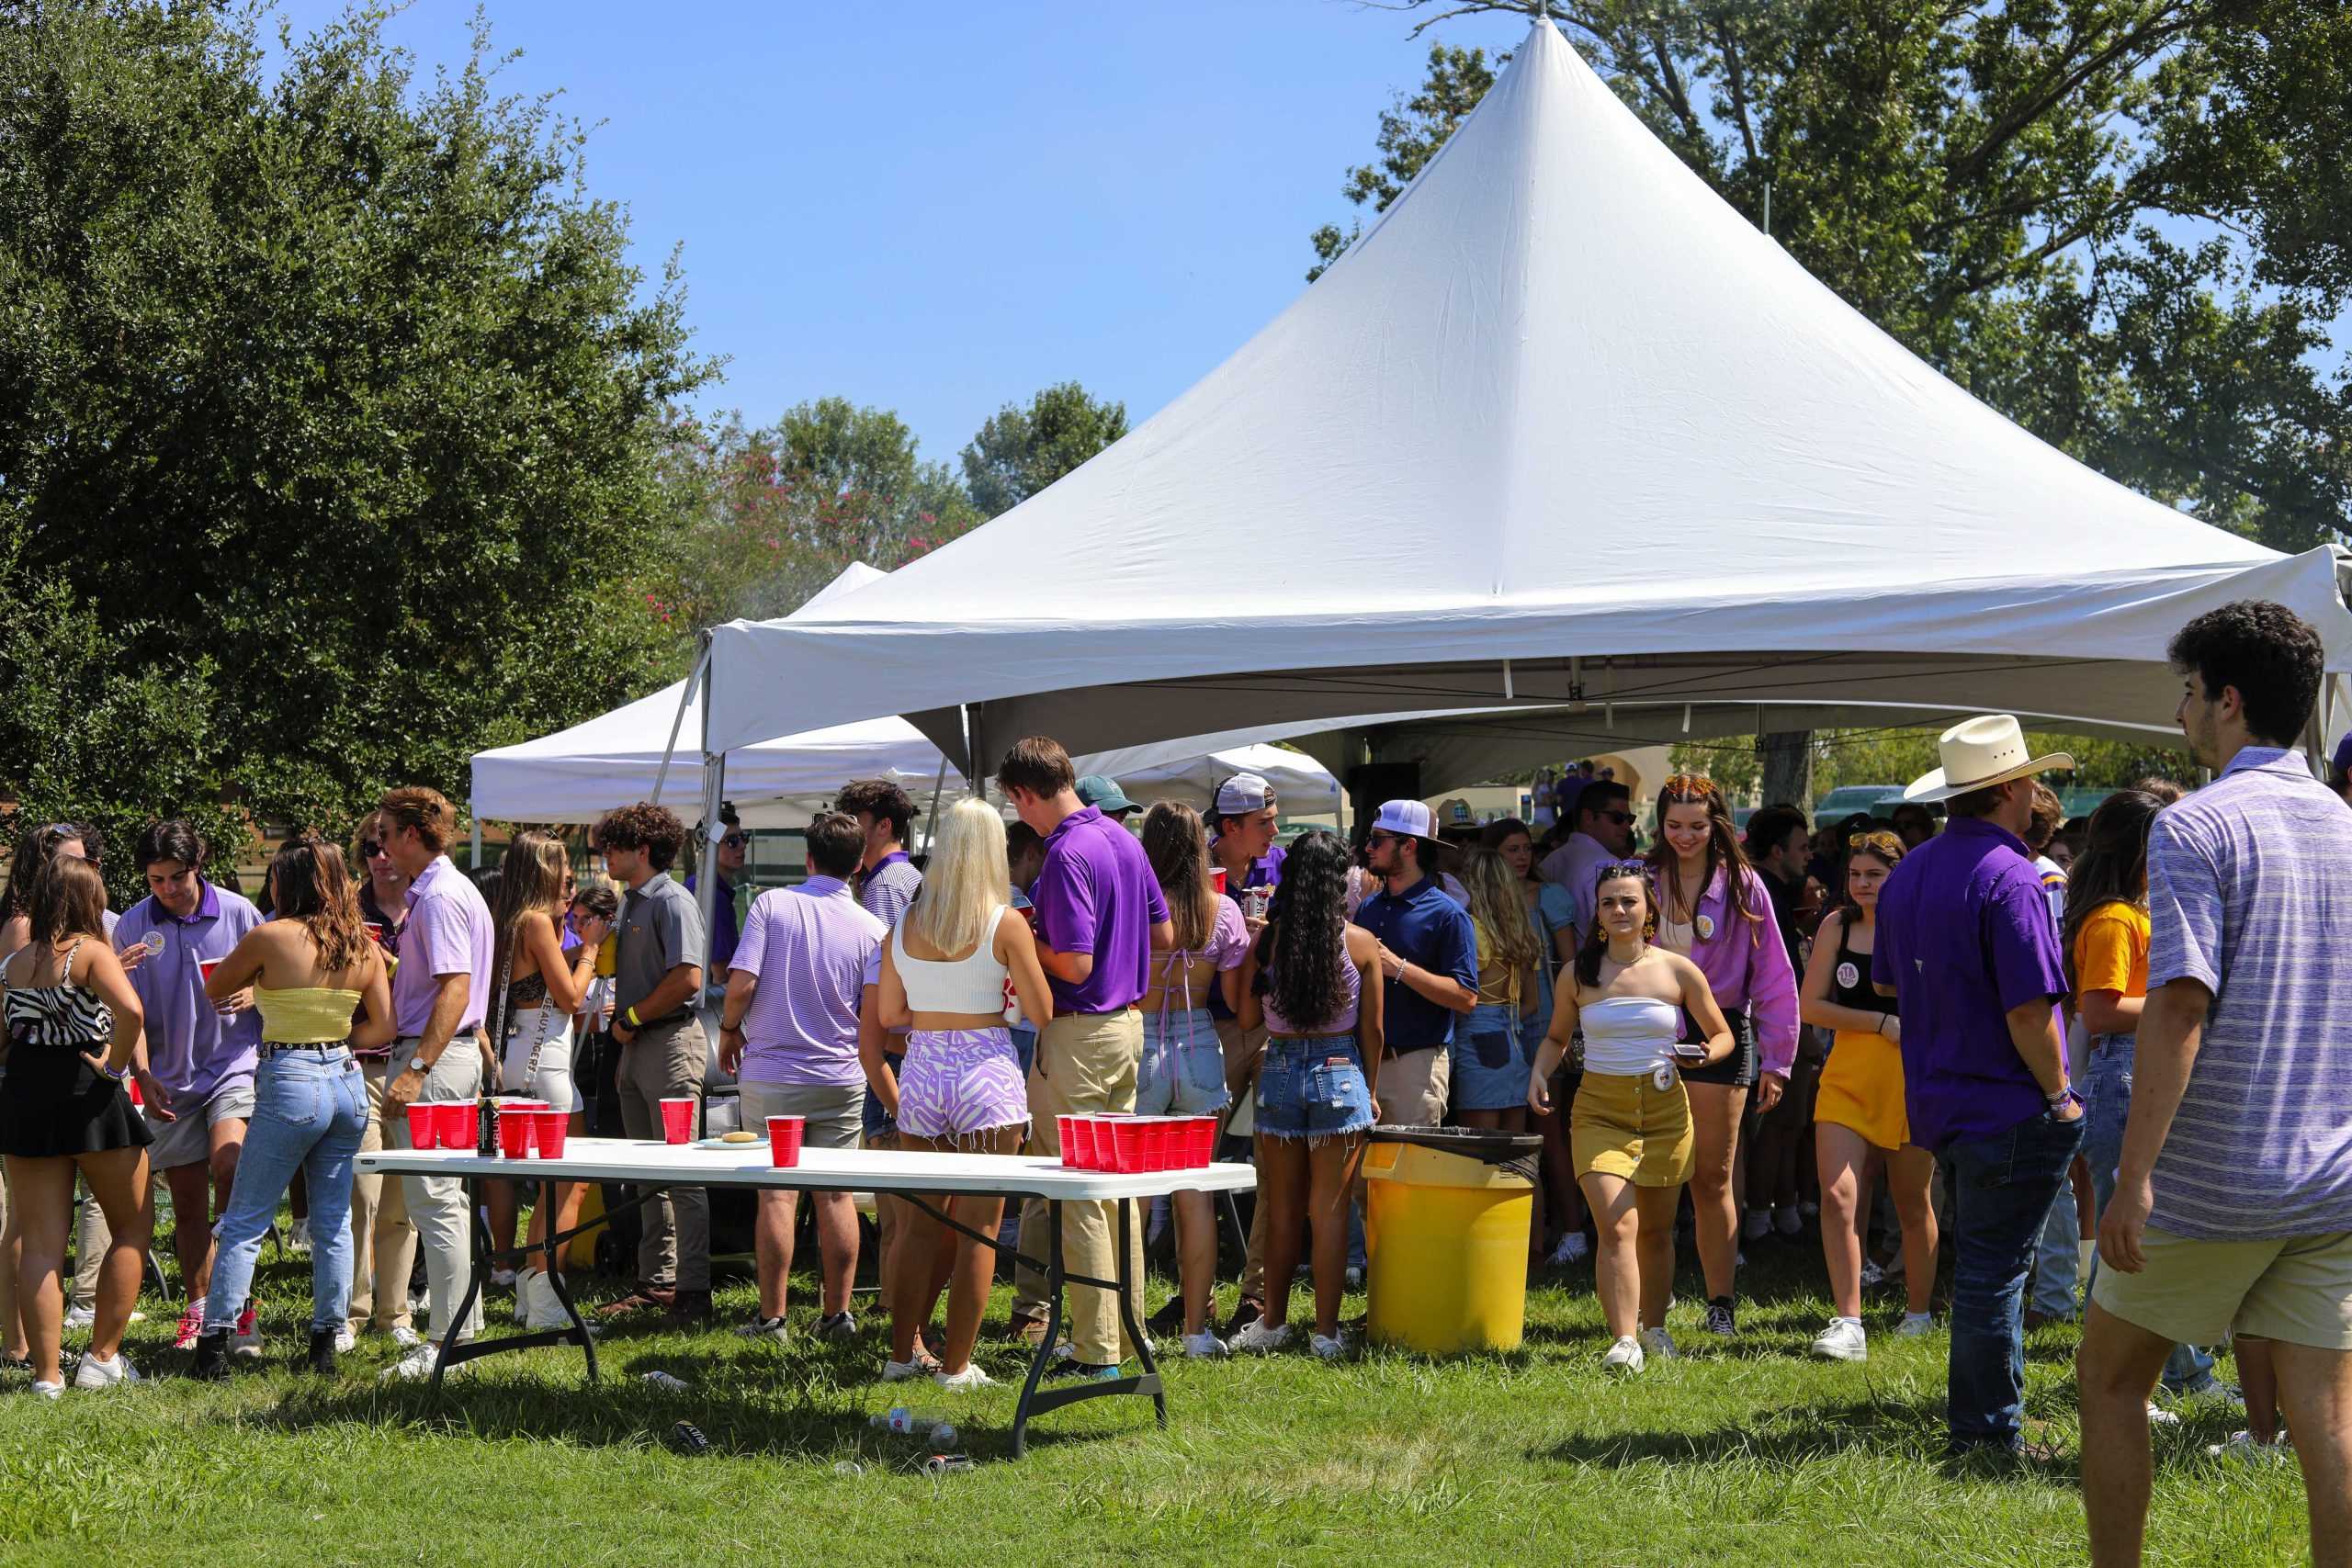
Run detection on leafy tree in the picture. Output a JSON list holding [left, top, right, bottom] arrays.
[[0, 2, 715, 838], [1669, 728, 2195, 806], [1329, 3, 2352, 551], [960, 381, 1130, 518]]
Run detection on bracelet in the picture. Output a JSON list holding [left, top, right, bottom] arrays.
[[719, 1020, 743, 1034], [100, 1062, 130, 1082], [626, 1005, 642, 1028]]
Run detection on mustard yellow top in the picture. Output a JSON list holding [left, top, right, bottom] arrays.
[[254, 987, 362, 1045]]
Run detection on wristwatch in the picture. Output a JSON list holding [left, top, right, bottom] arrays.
[[407, 1054, 428, 1074]]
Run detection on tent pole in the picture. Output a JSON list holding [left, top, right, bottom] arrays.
[[652, 636, 713, 808], [694, 652, 726, 992], [924, 753, 949, 855], [959, 704, 977, 796], [469, 818, 482, 873]]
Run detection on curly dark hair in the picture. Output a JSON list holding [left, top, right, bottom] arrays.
[[834, 778, 916, 843], [2168, 600, 2324, 747], [593, 802, 689, 873], [1256, 829, 1351, 1032]]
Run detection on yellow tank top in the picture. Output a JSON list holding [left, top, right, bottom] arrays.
[[254, 987, 363, 1045]]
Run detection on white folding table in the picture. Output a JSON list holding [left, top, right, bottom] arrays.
[[356, 1137, 1257, 1456]]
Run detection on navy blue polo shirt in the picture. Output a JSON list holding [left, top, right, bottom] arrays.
[[1351, 873, 1476, 1051]]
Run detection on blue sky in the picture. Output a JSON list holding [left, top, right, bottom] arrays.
[[273, 0, 1538, 468]]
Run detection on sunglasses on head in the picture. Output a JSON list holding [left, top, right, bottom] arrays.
[[1596, 860, 1650, 880], [1848, 831, 1905, 856]]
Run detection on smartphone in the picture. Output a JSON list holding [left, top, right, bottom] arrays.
[[1668, 1042, 1709, 1065]]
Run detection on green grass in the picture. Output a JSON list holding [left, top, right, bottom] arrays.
[[0, 1222, 2310, 1566]]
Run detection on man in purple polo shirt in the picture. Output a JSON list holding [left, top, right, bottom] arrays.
[[1872, 715, 2086, 1457], [114, 819, 264, 1355], [2079, 604, 2352, 1565], [999, 736, 1171, 1377], [375, 786, 496, 1382], [717, 812, 883, 1344]]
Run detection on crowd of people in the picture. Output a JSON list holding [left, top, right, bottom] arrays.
[[4, 599, 2349, 1565]]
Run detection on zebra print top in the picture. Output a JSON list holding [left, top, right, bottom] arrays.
[[2, 939, 114, 1046]]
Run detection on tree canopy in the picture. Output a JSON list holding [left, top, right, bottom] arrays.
[[0, 0, 715, 883], [960, 380, 1132, 519], [1324, 4, 2352, 553]]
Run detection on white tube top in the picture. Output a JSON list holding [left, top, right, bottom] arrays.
[[892, 905, 1011, 1013], [1579, 995, 1679, 1076]]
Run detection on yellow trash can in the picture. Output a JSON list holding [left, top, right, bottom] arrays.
[[1363, 1128, 1541, 1354]]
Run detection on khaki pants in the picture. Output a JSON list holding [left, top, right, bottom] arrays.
[[614, 1015, 709, 1292], [72, 1189, 107, 1312], [1378, 1043, 1451, 1128], [390, 1040, 484, 1343], [1012, 1010, 1148, 1366], [348, 1057, 415, 1332]]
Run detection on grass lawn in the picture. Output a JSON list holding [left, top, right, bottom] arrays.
[[0, 1212, 2309, 1567]]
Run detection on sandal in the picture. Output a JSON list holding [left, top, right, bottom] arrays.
[[594, 1286, 676, 1318]]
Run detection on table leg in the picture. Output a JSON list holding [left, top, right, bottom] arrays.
[[1011, 1199, 1068, 1461], [542, 1178, 598, 1383], [1116, 1196, 1167, 1429]]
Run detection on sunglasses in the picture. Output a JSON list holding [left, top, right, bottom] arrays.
[[1592, 809, 1636, 826], [1848, 831, 1905, 856], [359, 840, 387, 860], [1367, 831, 1404, 849], [720, 832, 748, 850], [1596, 860, 1650, 880]]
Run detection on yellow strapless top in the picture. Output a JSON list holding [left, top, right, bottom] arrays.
[[254, 987, 363, 1045]]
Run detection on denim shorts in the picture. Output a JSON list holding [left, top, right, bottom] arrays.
[[1137, 1005, 1230, 1116], [1256, 1034, 1374, 1143], [1451, 1000, 1530, 1112]]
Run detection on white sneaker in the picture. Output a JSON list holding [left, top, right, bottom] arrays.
[[2208, 1430, 2292, 1462], [1181, 1329, 1229, 1358], [380, 1345, 445, 1382], [333, 1327, 356, 1355], [1639, 1325, 1679, 1361], [1601, 1335, 1645, 1374], [734, 1316, 790, 1346], [2146, 1402, 2182, 1428], [72, 1351, 141, 1389], [1741, 1210, 1770, 1242], [390, 1325, 424, 1350], [1860, 1259, 1889, 1289], [881, 1358, 929, 1382], [31, 1380, 63, 1401], [1228, 1319, 1292, 1354], [1810, 1317, 1867, 1362], [1772, 1204, 1803, 1238], [288, 1218, 311, 1255], [1894, 1312, 1936, 1338], [232, 1303, 262, 1359], [62, 1304, 95, 1332], [933, 1363, 994, 1392], [1308, 1332, 1346, 1361], [489, 1268, 517, 1290], [1344, 1266, 1363, 1292]]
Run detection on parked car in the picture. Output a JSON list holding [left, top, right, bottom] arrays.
[[1814, 784, 1916, 820]]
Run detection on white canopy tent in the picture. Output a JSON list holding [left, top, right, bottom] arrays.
[[695, 17, 2350, 787], [470, 565, 1340, 829]]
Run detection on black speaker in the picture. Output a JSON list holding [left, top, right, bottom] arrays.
[[1347, 762, 1423, 840]]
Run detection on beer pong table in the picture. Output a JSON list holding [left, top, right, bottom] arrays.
[[356, 1138, 1257, 1457]]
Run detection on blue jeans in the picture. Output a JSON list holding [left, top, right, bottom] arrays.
[[1943, 1109, 2086, 1450], [2081, 1037, 2217, 1393], [205, 1047, 368, 1335]]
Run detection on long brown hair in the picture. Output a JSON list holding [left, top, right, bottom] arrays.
[[1141, 802, 1217, 954], [1646, 773, 1767, 944], [2061, 789, 2164, 987], [267, 834, 370, 975], [1460, 846, 1541, 980], [491, 832, 570, 984]]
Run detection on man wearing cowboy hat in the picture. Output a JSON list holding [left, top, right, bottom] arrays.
[[1871, 715, 2086, 1458]]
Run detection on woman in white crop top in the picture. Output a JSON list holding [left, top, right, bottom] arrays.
[[868, 798, 1052, 1391], [1527, 861, 1732, 1375]]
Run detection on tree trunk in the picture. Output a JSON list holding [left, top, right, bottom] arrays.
[[1757, 730, 1814, 811]]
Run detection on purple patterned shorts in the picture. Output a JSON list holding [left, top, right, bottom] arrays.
[[897, 1027, 1030, 1143]]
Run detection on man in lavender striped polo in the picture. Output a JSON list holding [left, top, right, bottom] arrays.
[[2081, 601, 2352, 1566], [718, 812, 885, 1345]]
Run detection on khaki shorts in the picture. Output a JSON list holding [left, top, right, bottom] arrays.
[[1376, 1044, 1450, 1128], [2092, 1224, 2352, 1351], [148, 1077, 256, 1171], [737, 1079, 863, 1151], [1571, 1071, 1693, 1189]]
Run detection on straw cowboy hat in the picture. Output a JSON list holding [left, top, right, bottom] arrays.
[[1902, 716, 2075, 804]]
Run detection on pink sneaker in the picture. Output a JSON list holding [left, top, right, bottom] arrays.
[[232, 1303, 262, 1359], [174, 1299, 207, 1352]]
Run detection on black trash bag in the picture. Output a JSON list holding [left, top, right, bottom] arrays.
[[1366, 1124, 1542, 1185]]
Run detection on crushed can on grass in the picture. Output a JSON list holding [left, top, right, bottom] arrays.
[[667, 1421, 710, 1455]]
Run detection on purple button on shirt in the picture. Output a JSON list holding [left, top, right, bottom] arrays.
[[1033, 806, 1169, 1014], [1872, 814, 2069, 1151], [392, 854, 495, 1039], [115, 879, 263, 1105], [733, 877, 887, 1088]]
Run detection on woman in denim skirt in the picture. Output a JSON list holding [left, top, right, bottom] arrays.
[[1232, 831, 1385, 1360], [1452, 847, 1544, 1130]]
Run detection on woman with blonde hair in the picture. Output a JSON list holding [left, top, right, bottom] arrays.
[[1452, 846, 1544, 1134], [483, 831, 610, 1329], [1136, 802, 1250, 1355], [192, 835, 394, 1378], [870, 795, 1053, 1389]]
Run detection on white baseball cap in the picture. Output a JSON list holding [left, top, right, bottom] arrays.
[[1214, 773, 1273, 816], [1372, 799, 1437, 840]]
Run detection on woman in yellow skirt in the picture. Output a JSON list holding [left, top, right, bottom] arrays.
[[1530, 862, 1733, 1375], [1802, 830, 1937, 1361]]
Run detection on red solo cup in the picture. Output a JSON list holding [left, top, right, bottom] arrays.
[[127, 1076, 143, 1108], [496, 1100, 535, 1158], [766, 1115, 805, 1168], [1072, 1117, 1101, 1170], [404, 1101, 437, 1149], [1197, 1116, 1220, 1166], [197, 957, 222, 994], [362, 921, 384, 944], [660, 1097, 695, 1144], [1112, 1120, 1145, 1174], [532, 1109, 569, 1158], [435, 1100, 479, 1153], [1056, 1115, 1076, 1168], [1208, 866, 1227, 897]]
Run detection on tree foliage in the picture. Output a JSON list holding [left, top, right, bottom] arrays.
[[1669, 728, 2195, 806], [959, 381, 1129, 519], [1327, 3, 2352, 551], [0, 1, 715, 841]]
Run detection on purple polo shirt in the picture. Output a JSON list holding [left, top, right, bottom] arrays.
[[392, 854, 495, 1039], [1872, 814, 2069, 1150], [733, 877, 886, 1088], [115, 880, 263, 1104], [1033, 805, 1169, 1014]]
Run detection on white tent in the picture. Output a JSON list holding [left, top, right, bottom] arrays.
[[699, 17, 2351, 775], [470, 565, 1340, 829]]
